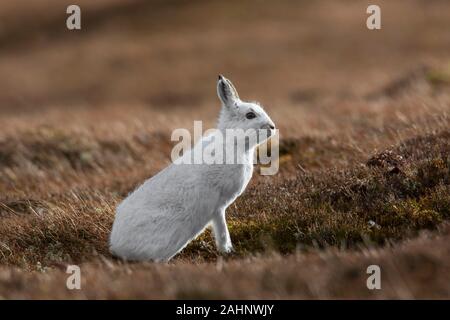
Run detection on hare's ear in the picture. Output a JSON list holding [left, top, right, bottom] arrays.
[[217, 74, 240, 107]]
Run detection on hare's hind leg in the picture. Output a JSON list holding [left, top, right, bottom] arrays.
[[211, 208, 233, 253]]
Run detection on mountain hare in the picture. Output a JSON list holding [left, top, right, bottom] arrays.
[[109, 75, 276, 262]]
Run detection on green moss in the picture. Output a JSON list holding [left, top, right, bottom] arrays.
[[427, 67, 450, 86], [380, 199, 442, 229]]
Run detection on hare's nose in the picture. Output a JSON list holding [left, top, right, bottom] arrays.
[[268, 124, 275, 130]]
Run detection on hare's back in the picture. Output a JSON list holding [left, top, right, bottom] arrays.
[[121, 163, 213, 213]]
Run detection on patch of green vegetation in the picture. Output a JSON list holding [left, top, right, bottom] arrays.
[[427, 65, 450, 86], [380, 199, 442, 229]]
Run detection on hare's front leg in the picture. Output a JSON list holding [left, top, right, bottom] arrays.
[[212, 209, 233, 254]]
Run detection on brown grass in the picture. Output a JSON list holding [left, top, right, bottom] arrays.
[[0, 0, 449, 299]]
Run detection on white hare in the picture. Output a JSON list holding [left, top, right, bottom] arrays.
[[109, 75, 276, 262]]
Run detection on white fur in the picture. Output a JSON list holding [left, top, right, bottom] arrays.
[[109, 75, 275, 262]]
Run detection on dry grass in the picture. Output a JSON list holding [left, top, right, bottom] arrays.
[[0, 0, 449, 298], [1, 224, 449, 299]]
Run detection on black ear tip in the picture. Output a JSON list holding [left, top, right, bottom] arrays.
[[218, 74, 224, 81]]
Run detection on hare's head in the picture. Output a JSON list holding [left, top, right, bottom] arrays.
[[216, 75, 275, 140]]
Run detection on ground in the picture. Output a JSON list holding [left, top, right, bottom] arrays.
[[0, 0, 449, 299]]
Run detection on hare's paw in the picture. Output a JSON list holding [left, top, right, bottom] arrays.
[[218, 242, 234, 254]]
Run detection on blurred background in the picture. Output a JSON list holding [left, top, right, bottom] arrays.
[[1, 0, 449, 117]]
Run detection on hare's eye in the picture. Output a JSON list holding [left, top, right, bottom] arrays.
[[245, 112, 256, 119]]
